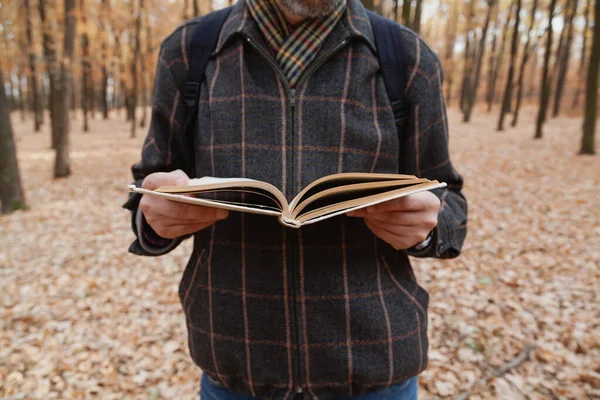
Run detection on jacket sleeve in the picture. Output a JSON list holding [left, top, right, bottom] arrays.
[[123, 26, 195, 256], [400, 28, 468, 259]]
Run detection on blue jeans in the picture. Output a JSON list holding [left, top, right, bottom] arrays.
[[200, 374, 418, 400]]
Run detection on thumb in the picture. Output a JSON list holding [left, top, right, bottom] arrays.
[[170, 169, 190, 187], [141, 170, 190, 190]]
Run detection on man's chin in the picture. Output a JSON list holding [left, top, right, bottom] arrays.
[[276, 0, 342, 18]]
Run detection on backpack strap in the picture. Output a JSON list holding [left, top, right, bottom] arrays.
[[180, 6, 233, 176], [184, 6, 233, 108], [366, 10, 410, 130]]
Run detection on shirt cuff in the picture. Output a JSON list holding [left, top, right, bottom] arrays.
[[135, 208, 181, 255]]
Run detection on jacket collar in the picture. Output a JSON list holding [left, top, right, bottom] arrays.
[[214, 0, 377, 55]]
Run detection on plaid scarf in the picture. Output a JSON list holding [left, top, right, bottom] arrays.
[[247, 0, 346, 87]]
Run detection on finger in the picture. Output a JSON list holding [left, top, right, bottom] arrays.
[[364, 220, 415, 250], [365, 218, 419, 237], [359, 210, 433, 226], [142, 170, 190, 190], [141, 196, 229, 221], [363, 192, 440, 214], [152, 221, 216, 239]]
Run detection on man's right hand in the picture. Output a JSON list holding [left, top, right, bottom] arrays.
[[139, 170, 229, 239]]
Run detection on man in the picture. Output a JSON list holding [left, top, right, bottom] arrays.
[[125, 0, 467, 398]]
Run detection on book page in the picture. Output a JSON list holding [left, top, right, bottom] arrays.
[[295, 181, 447, 226], [128, 186, 283, 217], [291, 178, 429, 217], [152, 176, 289, 211], [289, 172, 417, 210]]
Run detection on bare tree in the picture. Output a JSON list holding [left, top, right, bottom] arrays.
[[80, 0, 91, 132], [534, 0, 558, 139], [38, 0, 61, 150], [413, 0, 423, 34], [580, 0, 599, 154], [24, 0, 43, 132], [54, 0, 76, 178], [140, 0, 151, 128], [193, 0, 200, 17], [459, 0, 476, 114], [497, 0, 522, 131], [183, 0, 189, 20], [130, 0, 142, 138], [512, 0, 539, 127], [463, 0, 495, 122], [402, 0, 411, 27], [552, 0, 577, 116], [101, 0, 110, 119], [572, 0, 591, 109], [0, 68, 27, 214], [444, 1, 459, 106], [486, 1, 511, 112]]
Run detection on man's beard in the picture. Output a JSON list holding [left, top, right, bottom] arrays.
[[275, 0, 344, 18]]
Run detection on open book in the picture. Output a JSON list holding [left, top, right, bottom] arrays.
[[128, 173, 446, 228]]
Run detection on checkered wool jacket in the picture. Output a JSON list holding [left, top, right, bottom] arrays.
[[124, 0, 467, 398]]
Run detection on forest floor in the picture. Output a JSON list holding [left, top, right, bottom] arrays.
[[1, 108, 599, 400]]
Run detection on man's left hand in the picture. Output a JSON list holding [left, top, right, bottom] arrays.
[[346, 191, 440, 250]]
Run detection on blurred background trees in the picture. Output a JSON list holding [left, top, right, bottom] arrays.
[[0, 0, 598, 210]]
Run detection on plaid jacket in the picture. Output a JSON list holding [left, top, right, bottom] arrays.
[[124, 0, 467, 398]]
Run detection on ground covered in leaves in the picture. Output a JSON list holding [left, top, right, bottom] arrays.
[[1, 108, 598, 399]]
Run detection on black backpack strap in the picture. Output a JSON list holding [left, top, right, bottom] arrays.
[[180, 6, 233, 177], [366, 10, 409, 130], [184, 6, 233, 108]]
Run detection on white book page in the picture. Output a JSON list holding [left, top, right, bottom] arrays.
[[187, 176, 259, 186], [128, 186, 282, 217]]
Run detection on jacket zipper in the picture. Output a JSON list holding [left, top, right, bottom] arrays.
[[243, 34, 350, 398]]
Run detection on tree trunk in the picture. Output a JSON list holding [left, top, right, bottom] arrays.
[[193, 0, 200, 16], [17, 70, 26, 122], [463, 0, 495, 122], [487, 2, 511, 112], [444, 1, 458, 107], [54, 0, 76, 178], [130, 0, 142, 138], [512, 0, 539, 127], [80, 0, 90, 132], [552, 0, 577, 117], [183, 0, 189, 20], [39, 0, 61, 150], [402, 0, 411, 28], [140, 9, 151, 129], [534, 0, 558, 139], [497, 0, 522, 131], [413, 0, 423, 34], [394, 0, 400, 21], [580, 0, 599, 154], [573, 0, 591, 109], [25, 0, 43, 132], [0, 69, 27, 214], [100, 0, 110, 119], [460, 0, 476, 115]]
